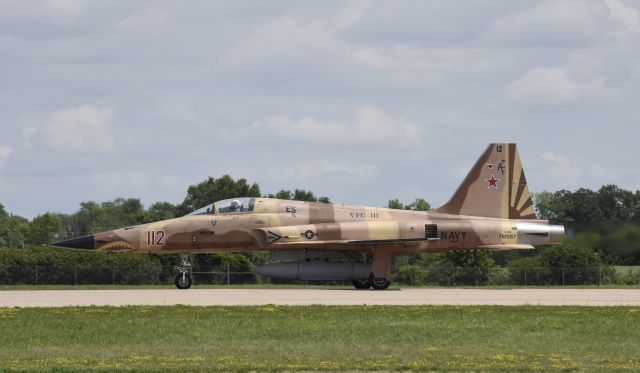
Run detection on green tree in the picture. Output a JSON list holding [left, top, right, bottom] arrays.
[[0, 204, 29, 248], [73, 201, 108, 235], [571, 232, 600, 252], [292, 189, 317, 202], [393, 264, 429, 285], [535, 186, 637, 228], [598, 225, 640, 264], [177, 175, 261, 216], [270, 190, 292, 200], [5, 215, 29, 248], [144, 202, 177, 223], [533, 191, 553, 220], [193, 252, 258, 284], [406, 198, 431, 211], [101, 198, 145, 228], [632, 190, 640, 224], [387, 199, 404, 209], [0, 203, 7, 246], [597, 185, 634, 223], [507, 257, 550, 285], [538, 244, 610, 284], [267, 189, 330, 203], [430, 251, 497, 285], [27, 213, 63, 245], [388, 198, 431, 211]]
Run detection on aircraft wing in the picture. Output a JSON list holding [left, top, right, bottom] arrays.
[[251, 221, 436, 249]]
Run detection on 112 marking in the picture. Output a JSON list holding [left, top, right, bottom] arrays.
[[147, 230, 166, 246]]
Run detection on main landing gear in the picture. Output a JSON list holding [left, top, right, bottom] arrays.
[[369, 275, 391, 290], [174, 255, 193, 290], [352, 279, 371, 289], [351, 275, 392, 290], [352, 248, 393, 290]]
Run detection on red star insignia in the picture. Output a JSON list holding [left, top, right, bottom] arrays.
[[486, 174, 500, 189]]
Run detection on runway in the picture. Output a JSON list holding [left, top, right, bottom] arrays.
[[1, 288, 639, 307]]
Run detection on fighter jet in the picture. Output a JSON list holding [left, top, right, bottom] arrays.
[[53, 143, 564, 289]]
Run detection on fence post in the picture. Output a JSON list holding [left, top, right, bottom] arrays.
[[524, 267, 527, 286], [112, 266, 115, 285], [227, 262, 230, 286], [452, 266, 455, 286], [74, 266, 77, 286], [599, 267, 602, 287], [562, 267, 565, 286], [35, 265, 38, 287]]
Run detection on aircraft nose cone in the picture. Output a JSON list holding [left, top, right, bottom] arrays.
[[51, 235, 95, 250]]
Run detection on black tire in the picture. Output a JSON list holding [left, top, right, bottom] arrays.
[[175, 273, 193, 289], [369, 277, 391, 290], [352, 279, 371, 289]]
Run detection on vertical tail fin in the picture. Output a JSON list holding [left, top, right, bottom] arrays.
[[436, 143, 537, 220]]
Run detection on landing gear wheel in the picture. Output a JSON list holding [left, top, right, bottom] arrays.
[[175, 273, 193, 289], [352, 279, 371, 289], [369, 275, 391, 290]]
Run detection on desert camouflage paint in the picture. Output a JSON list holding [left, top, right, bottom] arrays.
[[55, 143, 564, 286]]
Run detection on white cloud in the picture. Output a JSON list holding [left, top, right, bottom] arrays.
[[354, 48, 390, 68], [22, 127, 37, 148], [506, 67, 618, 106], [604, 0, 640, 41], [275, 159, 379, 181], [588, 163, 623, 181], [540, 152, 628, 188], [87, 170, 183, 207], [224, 16, 347, 71], [0, 146, 14, 168], [45, 105, 114, 154], [354, 45, 508, 75], [116, 8, 168, 33], [45, 0, 85, 15], [542, 151, 584, 185], [486, 1, 607, 46], [448, 165, 470, 181], [0, 0, 86, 24], [89, 170, 151, 190], [333, 0, 370, 29], [258, 104, 419, 146], [2, 2, 640, 217]]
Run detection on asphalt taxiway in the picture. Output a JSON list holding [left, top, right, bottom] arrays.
[[1, 288, 639, 307]]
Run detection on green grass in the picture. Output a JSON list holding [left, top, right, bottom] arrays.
[[1, 306, 639, 372]]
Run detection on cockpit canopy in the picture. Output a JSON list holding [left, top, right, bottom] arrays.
[[187, 197, 255, 216]]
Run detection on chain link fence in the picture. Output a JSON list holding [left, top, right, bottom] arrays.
[[0, 265, 639, 286], [403, 266, 638, 286], [0, 264, 259, 286]]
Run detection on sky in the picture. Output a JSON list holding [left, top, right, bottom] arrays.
[[1, 0, 640, 219]]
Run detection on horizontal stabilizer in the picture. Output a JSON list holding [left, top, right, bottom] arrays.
[[477, 244, 535, 251]]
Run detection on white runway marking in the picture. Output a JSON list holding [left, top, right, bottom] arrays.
[[1, 288, 639, 307]]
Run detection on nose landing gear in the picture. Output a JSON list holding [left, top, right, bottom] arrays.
[[174, 255, 193, 289], [175, 272, 193, 289]]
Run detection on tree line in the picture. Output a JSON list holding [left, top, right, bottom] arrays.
[[0, 175, 332, 247], [535, 185, 640, 265], [1, 177, 640, 285]]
